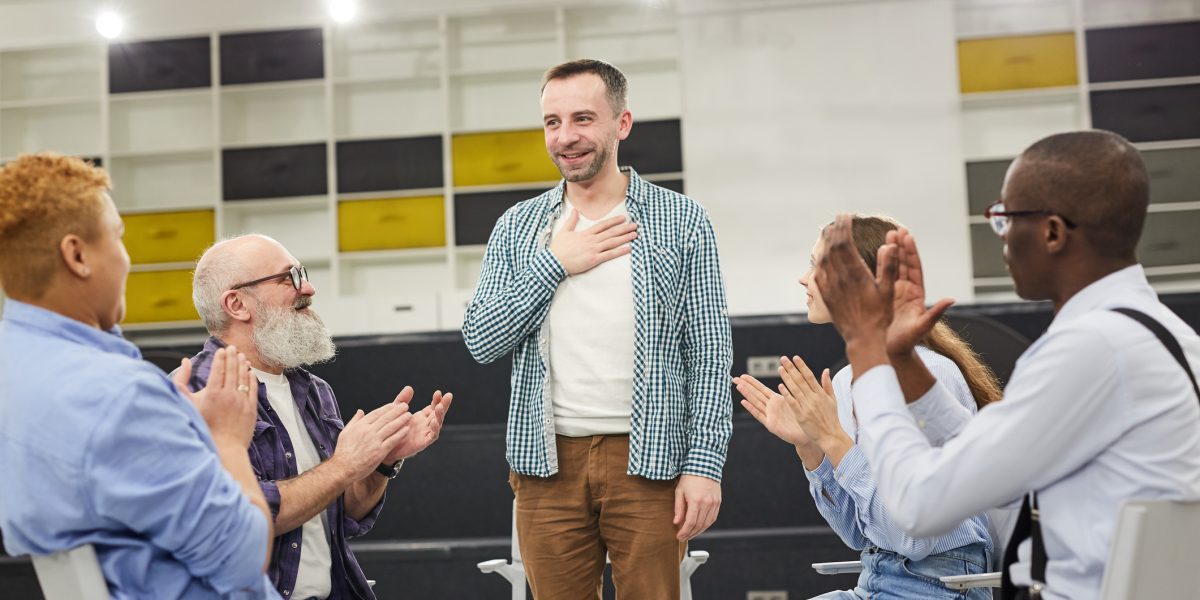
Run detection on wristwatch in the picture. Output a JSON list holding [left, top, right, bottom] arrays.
[[376, 459, 404, 479]]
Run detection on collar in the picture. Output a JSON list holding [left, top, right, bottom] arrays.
[[546, 166, 646, 212], [1, 299, 139, 359], [1050, 264, 1155, 329]]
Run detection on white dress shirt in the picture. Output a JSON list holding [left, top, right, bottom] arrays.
[[851, 265, 1200, 600]]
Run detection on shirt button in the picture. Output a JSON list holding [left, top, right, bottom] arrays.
[[917, 420, 926, 429], [292, 542, 299, 549], [282, 591, 290, 597], [285, 452, 293, 459]]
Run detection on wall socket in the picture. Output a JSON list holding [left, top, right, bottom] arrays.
[[746, 355, 781, 378], [747, 592, 788, 600]]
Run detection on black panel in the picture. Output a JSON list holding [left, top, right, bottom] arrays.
[[1143, 146, 1200, 205], [454, 188, 544, 246], [621, 118, 682, 174], [336, 136, 443, 193], [109, 36, 211, 94], [220, 28, 323, 86], [222, 143, 327, 200], [1086, 21, 1200, 83], [1090, 84, 1200, 143], [1139, 210, 1200, 268], [0, 557, 42, 600], [965, 159, 1011, 215]]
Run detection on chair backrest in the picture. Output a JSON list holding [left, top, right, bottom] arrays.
[[1099, 498, 1200, 599], [31, 544, 109, 600]]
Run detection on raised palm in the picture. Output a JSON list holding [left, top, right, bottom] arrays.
[[735, 374, 812, 447], [884, 228, 954, 356]]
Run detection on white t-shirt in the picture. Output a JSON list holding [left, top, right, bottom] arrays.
[[547, 199, 637, 436], [253, 368, 333, 600]]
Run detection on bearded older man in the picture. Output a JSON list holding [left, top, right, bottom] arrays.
[[180, 234, 452, 600]]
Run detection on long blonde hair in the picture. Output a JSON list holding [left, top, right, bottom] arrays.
[[842, 215, 1002, 408]]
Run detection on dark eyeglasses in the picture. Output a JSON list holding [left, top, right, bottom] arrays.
[[230, 265, 308, 291], [984, 200, 1077, 237]]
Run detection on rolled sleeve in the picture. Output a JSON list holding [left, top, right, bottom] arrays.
[[907, 380, 973, 446], [343, 489, 385, 538], [85, 375, 272, 593], [259, 480, 281, 521]]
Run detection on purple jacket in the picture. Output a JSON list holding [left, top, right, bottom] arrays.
[[186, 337, 383, 600]]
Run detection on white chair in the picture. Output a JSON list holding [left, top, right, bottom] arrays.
[[478, 501, 710, 600], [31, 544, 108, 600]]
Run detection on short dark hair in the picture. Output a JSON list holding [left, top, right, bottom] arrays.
[[541, 59, 628, 115], [1013, 130, 1149, 260]]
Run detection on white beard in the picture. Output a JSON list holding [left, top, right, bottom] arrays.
[[252, 297, 336, 370]]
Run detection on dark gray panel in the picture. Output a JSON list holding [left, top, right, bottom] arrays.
[[970, 222, 1008, 279], [1139, 210, 1200, 267], [109, 36, 211, 94], [219, 28, 323, 85], [1090, 84, 1200, 143], [650, 178, 684, 194], [621, 118, 682, 174], [454, 188, 544, 246], [1087, 21, 1200, 83], [336, 136, 443, 193], [222, 143, 327, 200], [1143, 146, 1200, 205], [965, 159, 1011, 215]]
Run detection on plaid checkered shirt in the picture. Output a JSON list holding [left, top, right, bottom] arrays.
[[462, 167, 733, 482]]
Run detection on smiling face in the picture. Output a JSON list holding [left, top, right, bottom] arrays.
[[540, 72, 631, 183], [799, 238, 832, 324]]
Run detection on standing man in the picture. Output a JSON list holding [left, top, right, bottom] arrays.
[[462, 59, 733, 598], [0, 153, 277, 598], [814, 130, 1200, 599], [184, 234, 453, 600]]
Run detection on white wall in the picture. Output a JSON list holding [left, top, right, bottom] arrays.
[[678, 0, 972, 315]]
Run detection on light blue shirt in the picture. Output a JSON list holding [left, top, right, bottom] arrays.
[[853, 266, 1200, 599], [805, 346, 992, 560], [0, 300, 279, 599]]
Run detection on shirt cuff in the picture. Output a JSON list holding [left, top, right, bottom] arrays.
[[530, 248, 567, 289], [833, 444, 870, 492], [344, 488, 386, 538], [850, 365, 909, 426], [907, 380, 974, 446], [804, 455, 836, 482], [681, 447, 726, 482], [259, 480, 281, 521]]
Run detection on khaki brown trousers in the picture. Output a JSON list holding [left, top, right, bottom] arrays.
[[509, 434, 687, 599]]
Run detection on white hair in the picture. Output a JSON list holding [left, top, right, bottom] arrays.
[[191, 234, 272, 335]]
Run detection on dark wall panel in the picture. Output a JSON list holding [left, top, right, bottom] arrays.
[[222, 143, 327, 200], [1087, 21, 1200, 83], [336, 136, 443, 193], [965, 159, 1010, 215], [220, 28, 323, 85], [109, 36, 211, 94], [1090, 84, 1200, 143], [454, 188, 544, 246], [1143, 146, 1200, 206], [621, 118, 682, 174]]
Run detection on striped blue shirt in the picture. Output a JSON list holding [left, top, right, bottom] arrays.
[[462, 168, 733, 481], [805, 346, 992, 560]]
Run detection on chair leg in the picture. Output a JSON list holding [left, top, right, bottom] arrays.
[[680, 550, 710, 600]]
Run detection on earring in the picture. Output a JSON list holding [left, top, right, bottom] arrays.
[[81, 267, 91, 276]]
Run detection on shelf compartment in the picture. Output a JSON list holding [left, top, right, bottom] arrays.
[[0, 44, 100, 103], [220, 28, 324, 86], [124, 269, 200, 324], [109, 152, 217, 211], [957, 32, 1078, 93], [109, 91, 213, 155], [451, 129, 558, 187], [336, 136, 443, 193], [221, 198, 333, 259], [0, 103, 101, 158], [1086, 20, 1200, 84], [454, 187, 544, 246], [222, 143, 328, 200], [122, 209, 215, 264], [109, 36, 212, 94], [333, 78, 442, 140], [338, 195, 446, 252], [330, 18, 441, 82], [621, 118, 683, 175], [447, 11, 559, 74], [221, 83, 327, 147], [1090, 84, 1200, 143]]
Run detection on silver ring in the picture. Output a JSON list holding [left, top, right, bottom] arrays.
[[237, 384, 250, 393]]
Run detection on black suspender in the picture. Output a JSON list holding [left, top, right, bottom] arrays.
[[999, 307, 1199, 600]]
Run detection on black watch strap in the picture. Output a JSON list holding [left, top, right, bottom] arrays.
[[376, 459, 404, 479]]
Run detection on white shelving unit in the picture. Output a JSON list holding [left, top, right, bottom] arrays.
[[0, 3, 683, 338]]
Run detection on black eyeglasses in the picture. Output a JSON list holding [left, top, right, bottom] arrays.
[[230, 265, 308, 291], [984, 200, 1077, 237]]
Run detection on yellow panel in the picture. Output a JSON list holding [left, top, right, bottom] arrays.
[[124, 270, 199, 324], [958, 33, 1078, 93], [338, 195, 446, 252], [122, 210, 215, 265], [452, 129, 561, 187]]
